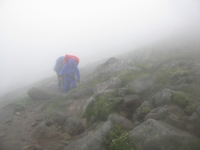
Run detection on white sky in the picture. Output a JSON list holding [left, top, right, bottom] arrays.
[[0, 0, 200, 95]]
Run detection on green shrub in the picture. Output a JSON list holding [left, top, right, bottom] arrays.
[[136, 106, 151, 119], [104, 125, 135, 150], [156, 64, 190, 85], [82, 93, 122, 121], [45, 97, 66, 115], [172, 92, 191, 109]]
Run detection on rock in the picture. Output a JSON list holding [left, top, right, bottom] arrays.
[[47, 110, 68, 125], [62, 117, 85, 135], [34, 143, 42, 150], [83, 97, 95, 110], [152, 89, 172, 107], [196, 106, 200, 117], [134, 101, 152, 120], [107, 113, 134, 130], [129, 119, 198, 150], [93, 57, 124, 77], [60, 133, 72, 141], [165, 114, 188, 130], [64, 120, 113, 150], [189, 112, 199, 123], [31, 121, 38, 127], [94, 77, 122, 94], [15, 112, 21, 115], [123, 94, 141, 112], [144, 105, 184, 121], [32, 122, 60, 140]]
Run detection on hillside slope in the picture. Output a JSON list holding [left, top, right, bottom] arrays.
[[1, 31, 200, 150]]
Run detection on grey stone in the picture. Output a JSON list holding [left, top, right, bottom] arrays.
[[130, 119, 198, 150]]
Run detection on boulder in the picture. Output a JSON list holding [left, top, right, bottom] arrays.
[[93, 57, 124, 77], [129, 119, 198, 150], [64, 120, 113, 150], [47, 110, 68, 125], [144, 105, 184, 121], [123, 94, 141, 112], [94, 77, 122, 94], [134, 101, 152, 120], [107, 113, 134, 130], [152, 89, 172, 107], [62, 117, 85, 135], [32, 122, 60, 140]]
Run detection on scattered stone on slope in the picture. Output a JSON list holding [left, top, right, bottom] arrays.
[[63, 120, 113, 150], [144, 105, 184, 121], [32, 122, 60, 140], [46, 110, 68, 126], [152, 89, 172, 107], [133, 101, 152, 121], [107, 113, 134, 130], [93, 57, 124, 77], [62, 117, 85, 136], [94, 77, 122, 94], [123, 94, 141, 113], [129, 119, 198, 150]]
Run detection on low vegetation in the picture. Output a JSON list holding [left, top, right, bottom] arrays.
[[104, 125, 135, 150], [82, 93, 122, 121]]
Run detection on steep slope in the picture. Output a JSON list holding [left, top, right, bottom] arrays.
[[1, 31, 200, 150]]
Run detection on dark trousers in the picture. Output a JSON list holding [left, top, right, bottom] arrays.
[[56, 72, 64, 91]]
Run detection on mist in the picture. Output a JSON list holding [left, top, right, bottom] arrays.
[[0, 0, 200, 96]]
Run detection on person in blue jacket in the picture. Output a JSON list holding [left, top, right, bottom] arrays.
[[53, 56, 64, 91], [59, 58, 80, 93]]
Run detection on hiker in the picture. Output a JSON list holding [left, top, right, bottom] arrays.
[[53, 56, 65, 91], [60, 56, 80, 93]]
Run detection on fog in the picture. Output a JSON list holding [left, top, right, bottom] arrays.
[[0, 0, 200, 96]]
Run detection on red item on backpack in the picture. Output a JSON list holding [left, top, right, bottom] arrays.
[[64, 54, 79, 65]]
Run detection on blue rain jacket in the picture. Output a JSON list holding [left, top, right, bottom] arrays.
[[60, 58, 80, 82], [53, 56, 64, 73]]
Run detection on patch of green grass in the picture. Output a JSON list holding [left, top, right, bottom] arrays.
[[156, 64, 190, 85], [45, 97, 66, 115], [136, 106, 151, 119], [104, 125, 135, 150], [82, 93, 122, 121], [172, 92, 191, 108], [171, 91, 197, 114]]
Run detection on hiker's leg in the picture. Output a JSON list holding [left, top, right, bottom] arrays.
[[71, 78, 76, 89], [56, 73, 61, 91], [64, 76, 71, 93]]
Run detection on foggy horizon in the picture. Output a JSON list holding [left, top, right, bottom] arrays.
[[1, 0, 200, 96]]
